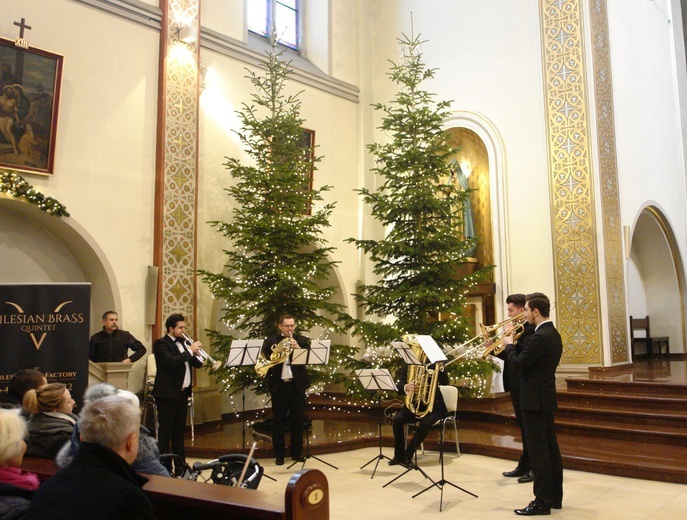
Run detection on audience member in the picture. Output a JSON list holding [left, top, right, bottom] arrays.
[[0, 369, 47, 414], [0, 409, 40, 519], [23, 383, 77, 458], [56, 383, 169, 477], [26, 395, 155, 519]]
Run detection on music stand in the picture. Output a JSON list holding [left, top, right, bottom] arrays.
[[383, 336, 447, 488], [227, 339, 262, 449], [288, 340, 338, 470], [357, 368, 396, 479], [411, 415, 477, 511]]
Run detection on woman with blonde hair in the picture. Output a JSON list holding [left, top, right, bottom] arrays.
[[0, 408, 39, 519], [23, 383, 77, 459]]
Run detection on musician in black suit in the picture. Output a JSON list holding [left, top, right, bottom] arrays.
[[389, 362, 449, 467], [504, 292, 563, 516], [152, 313, 203, 473], [499, 293, 536, 483], [261, 315, 311, 465]]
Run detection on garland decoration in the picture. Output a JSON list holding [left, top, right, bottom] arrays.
[[0, 170, 69, 217]]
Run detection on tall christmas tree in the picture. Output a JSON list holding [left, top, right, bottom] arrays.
[[199, 41, 349, 396], [347, 31, 494, 392]]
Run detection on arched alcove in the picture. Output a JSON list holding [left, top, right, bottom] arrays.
[[627, 206, 686, 357], [0, 197, 119, 334]]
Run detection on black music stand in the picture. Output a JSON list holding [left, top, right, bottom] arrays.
[[411, 414, 477, 511], [227, 339, 262, 449], [357, 368, 396, 479], [382, 336, 447, 489], [288, 340, 338, 470]]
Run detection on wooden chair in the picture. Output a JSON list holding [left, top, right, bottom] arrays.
[[630, 316, 670, 360]]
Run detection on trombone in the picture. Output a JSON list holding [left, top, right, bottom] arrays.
[[182, 333, 222, 370], [443, 313, 527, 366]]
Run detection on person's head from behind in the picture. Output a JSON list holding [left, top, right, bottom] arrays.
[[7, 369, 47, 403], [79, 395, 141, 465], [83, 383, 117, 404], [0, 408, 29, 468], [505, 294, 526, 317], [23, 382, 74, 415]]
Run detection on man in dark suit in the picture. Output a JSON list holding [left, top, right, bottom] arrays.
[[26, 395, 155, 519], [153, 313, 203, 473], [504, 292, 563, 516], [89, 311, 147, 363], [499, 294, 536, 483], [261, 314, 310, 465], [389, 362, 449, 468]]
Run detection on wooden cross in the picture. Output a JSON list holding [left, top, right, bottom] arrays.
[[13, 18, 32, 39]]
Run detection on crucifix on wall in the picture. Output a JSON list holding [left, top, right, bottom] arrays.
[[13, 17, 32, 51]]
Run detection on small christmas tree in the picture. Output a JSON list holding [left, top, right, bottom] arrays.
[[199, 40, 350, 396], [346, 31, 495, 396]]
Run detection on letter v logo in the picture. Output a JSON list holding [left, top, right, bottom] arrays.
[[30, 333, 47, 350]]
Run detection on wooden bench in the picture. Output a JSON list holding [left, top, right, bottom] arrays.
[[21, 457, 329, 520]]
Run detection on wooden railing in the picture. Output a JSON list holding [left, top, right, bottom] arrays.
[[21, 457, 329, 520]]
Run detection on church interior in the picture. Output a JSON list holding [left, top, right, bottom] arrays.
[[2, 1, 687, 518]]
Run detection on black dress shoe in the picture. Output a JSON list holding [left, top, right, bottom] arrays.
[[291, 456, 306, 462], [518, 470, 535, 483], [514, 501, 551, 516], [503, 467, 527, 478], [275, 457, 284, 466], [388, 457, 402, 466]]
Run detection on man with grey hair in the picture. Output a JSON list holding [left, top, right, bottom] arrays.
[[26, 395, 155, 519]]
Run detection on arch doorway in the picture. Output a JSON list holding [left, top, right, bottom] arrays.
[[627, 207, 686, 358], [0, 197, 119, 333]]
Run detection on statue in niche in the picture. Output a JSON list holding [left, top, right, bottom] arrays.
[[448, 159, 476, 257]]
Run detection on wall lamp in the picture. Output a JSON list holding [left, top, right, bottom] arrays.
[[178, 25, 198, 44]]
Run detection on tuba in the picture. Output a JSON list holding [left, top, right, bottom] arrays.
[[255, 333, 295, 378], [403, 334, 444, 418]]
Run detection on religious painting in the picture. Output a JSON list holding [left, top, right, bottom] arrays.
[[299, 128, 315, 215], [0, 37, 63, 176]]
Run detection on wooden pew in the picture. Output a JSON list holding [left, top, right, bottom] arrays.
[[21, 457, 329, 520]]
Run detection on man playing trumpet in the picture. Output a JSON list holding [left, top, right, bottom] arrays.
[[153, 313, 203, 475], [261, 314, 311, 466]]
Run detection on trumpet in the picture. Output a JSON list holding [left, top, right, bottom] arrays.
[[182, 333, 222, 370]]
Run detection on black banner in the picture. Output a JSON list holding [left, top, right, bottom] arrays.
[[0, 283, 90, 405]]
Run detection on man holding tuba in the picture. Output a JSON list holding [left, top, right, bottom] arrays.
[[389, 359, 449, 468], [261, 314, 311, 466]]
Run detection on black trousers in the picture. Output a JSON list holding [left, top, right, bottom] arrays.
[[392, 407, 442, 462], [511, 390, 531, 471], [270, 381, 306, 458], [156, 388, 191, 467], [522, 409, 563, 507]]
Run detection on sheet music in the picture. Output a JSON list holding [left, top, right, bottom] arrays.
[[226, 339, 263, 368], [415, 335, 448, 364], [355, 368, 397, 391], [392, 341, 423, 364], [291, 339, 331, 365]]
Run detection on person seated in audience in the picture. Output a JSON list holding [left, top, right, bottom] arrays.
[[0, 369, 47, 416], [25, 395, 156, 520], [56, 383, 170, 477], [23, 383, 77, 459], [0, 408, 40, 519]]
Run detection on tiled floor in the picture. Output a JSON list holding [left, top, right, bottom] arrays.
[[190, 446, 687, 519]]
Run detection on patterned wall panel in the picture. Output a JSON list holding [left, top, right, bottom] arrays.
[[158, 0, 199, 330], [540, 0, 602, 364], [589, 0, 629, 364]]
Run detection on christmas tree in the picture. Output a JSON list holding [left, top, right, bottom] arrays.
[[199, 41, 350, 396], [346, 31, 495, 396]]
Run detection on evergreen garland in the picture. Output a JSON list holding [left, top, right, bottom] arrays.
[[0, 170, 69, 217]]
